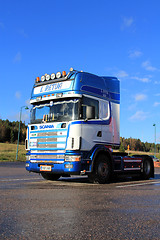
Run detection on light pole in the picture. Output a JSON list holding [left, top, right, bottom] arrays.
[[16, 106, 29, 161], [153, 123, 156, 157]]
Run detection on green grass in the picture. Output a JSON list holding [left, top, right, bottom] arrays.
[[128, 150, 160, 159], [0, 143, 26, 162], [0, 142, 160, 162]]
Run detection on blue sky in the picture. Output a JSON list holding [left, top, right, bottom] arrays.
[[0, 0, 160, 143]]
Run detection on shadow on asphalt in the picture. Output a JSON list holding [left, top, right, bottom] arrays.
[[57, 173, 160, 184]]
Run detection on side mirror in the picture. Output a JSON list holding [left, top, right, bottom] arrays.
[[85, 106, 95, 120]]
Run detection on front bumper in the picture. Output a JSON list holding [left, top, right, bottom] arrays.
[[25, 160, 82, 175]]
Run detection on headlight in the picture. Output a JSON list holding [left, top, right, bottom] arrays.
[[56, 71, 61, 79], [51, 73, 56, 80], [46, 74, 50, 81], [65, 155, 81, 162], [41, 75, 45, 81]]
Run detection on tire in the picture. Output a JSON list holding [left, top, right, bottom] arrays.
[[89, 153, 111, 184], [141, 157, 152, 180], [41, 172, 61, 181]]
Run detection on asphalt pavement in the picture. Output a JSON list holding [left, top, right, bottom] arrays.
[[1, 162, 160, 240]]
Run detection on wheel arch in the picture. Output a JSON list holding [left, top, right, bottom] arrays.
[[90, 146, 114, 173]]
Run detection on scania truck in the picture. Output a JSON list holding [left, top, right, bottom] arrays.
[[25, 68, 154, 183]]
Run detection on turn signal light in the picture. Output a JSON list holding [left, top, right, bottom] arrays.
[[62, 71, 66, 77]]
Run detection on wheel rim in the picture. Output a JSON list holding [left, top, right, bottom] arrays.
[[98, 162, 109, 178]]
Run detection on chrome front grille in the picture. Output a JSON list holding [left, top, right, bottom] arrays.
[[37, 138, 59, 142], [30, 154, 64, 160], [37, 143, 57, 148], [37, 132, 58, 137], [29, 127, 67, 162]]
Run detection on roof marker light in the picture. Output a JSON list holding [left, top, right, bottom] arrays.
[[56, 71, 61, 79], [36, 77, 40, 83], [46, 74, 50, 81], [62, 71, 66, 77], [70, 67, 74, 72], [41, 75, 45, 81], [51, 73, 56, 80]]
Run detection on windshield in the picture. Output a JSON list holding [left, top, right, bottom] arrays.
[[30, 99, 79, 124]]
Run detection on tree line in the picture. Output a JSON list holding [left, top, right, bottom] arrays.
[[120, 137, 160, 153], [0, 119, 26, 144]]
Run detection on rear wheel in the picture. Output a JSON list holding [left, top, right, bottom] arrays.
[[41, 172, 61, 181], [141, 157, 152, 180], [89, 154, 111, 184]]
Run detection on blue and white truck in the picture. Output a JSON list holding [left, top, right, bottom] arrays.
[[25, 68, 154, 183]]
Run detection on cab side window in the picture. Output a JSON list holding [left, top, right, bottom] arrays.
[[82, 96, 99, 119], [99, 101, 110, 120]]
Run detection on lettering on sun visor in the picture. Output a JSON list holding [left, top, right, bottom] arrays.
[[33, 81, 72, 95], [40, 83, 62, 93]]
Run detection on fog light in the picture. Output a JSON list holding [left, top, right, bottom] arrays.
[[26, 163, 29, 167], [65, 164, 73, 169]]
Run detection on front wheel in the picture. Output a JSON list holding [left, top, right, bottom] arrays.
[[41, 172, 61, 181], [89, 154, 112, 184]]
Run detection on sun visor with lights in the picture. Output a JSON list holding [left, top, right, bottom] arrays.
[[31, 67, 82, 104], [35, 68, 76, 84]]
